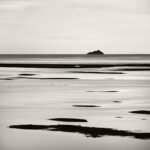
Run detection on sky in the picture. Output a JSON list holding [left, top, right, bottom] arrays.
[[0, 0, 149, 54]]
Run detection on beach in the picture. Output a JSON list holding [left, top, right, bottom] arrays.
[[0, 54, 150, 150]]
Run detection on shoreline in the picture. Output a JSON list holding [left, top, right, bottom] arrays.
[[0, 63, 150, 68]]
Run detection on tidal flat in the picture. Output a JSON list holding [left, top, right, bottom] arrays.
[[0, 55, 150, 150]]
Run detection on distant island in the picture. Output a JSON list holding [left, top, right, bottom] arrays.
[[87, 50, 104, 55]]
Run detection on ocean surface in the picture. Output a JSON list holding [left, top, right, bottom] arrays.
[[0, 54, 150, 64], [0, 54, 150, 150]]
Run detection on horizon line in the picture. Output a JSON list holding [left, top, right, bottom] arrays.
[[0, 53, 150, 55]]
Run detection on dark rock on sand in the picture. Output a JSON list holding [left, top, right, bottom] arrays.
[[87, 50, 104, 55], [129, 110, 150, 115], [9, 124, 150, 139], [49, 118, 87, 122], [73, 105, 100, 108]]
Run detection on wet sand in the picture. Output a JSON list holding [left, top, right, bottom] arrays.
[[0, 62, 150, 150]]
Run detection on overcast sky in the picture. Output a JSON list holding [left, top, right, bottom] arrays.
[[0, 0, 149, 54]]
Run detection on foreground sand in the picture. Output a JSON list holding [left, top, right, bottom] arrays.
[[0, 66, 150, 150]]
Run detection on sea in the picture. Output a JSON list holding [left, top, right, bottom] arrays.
[[0, 54, 150, 64]]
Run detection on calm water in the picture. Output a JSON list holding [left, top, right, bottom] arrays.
[[0, 54, 150, 64]]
